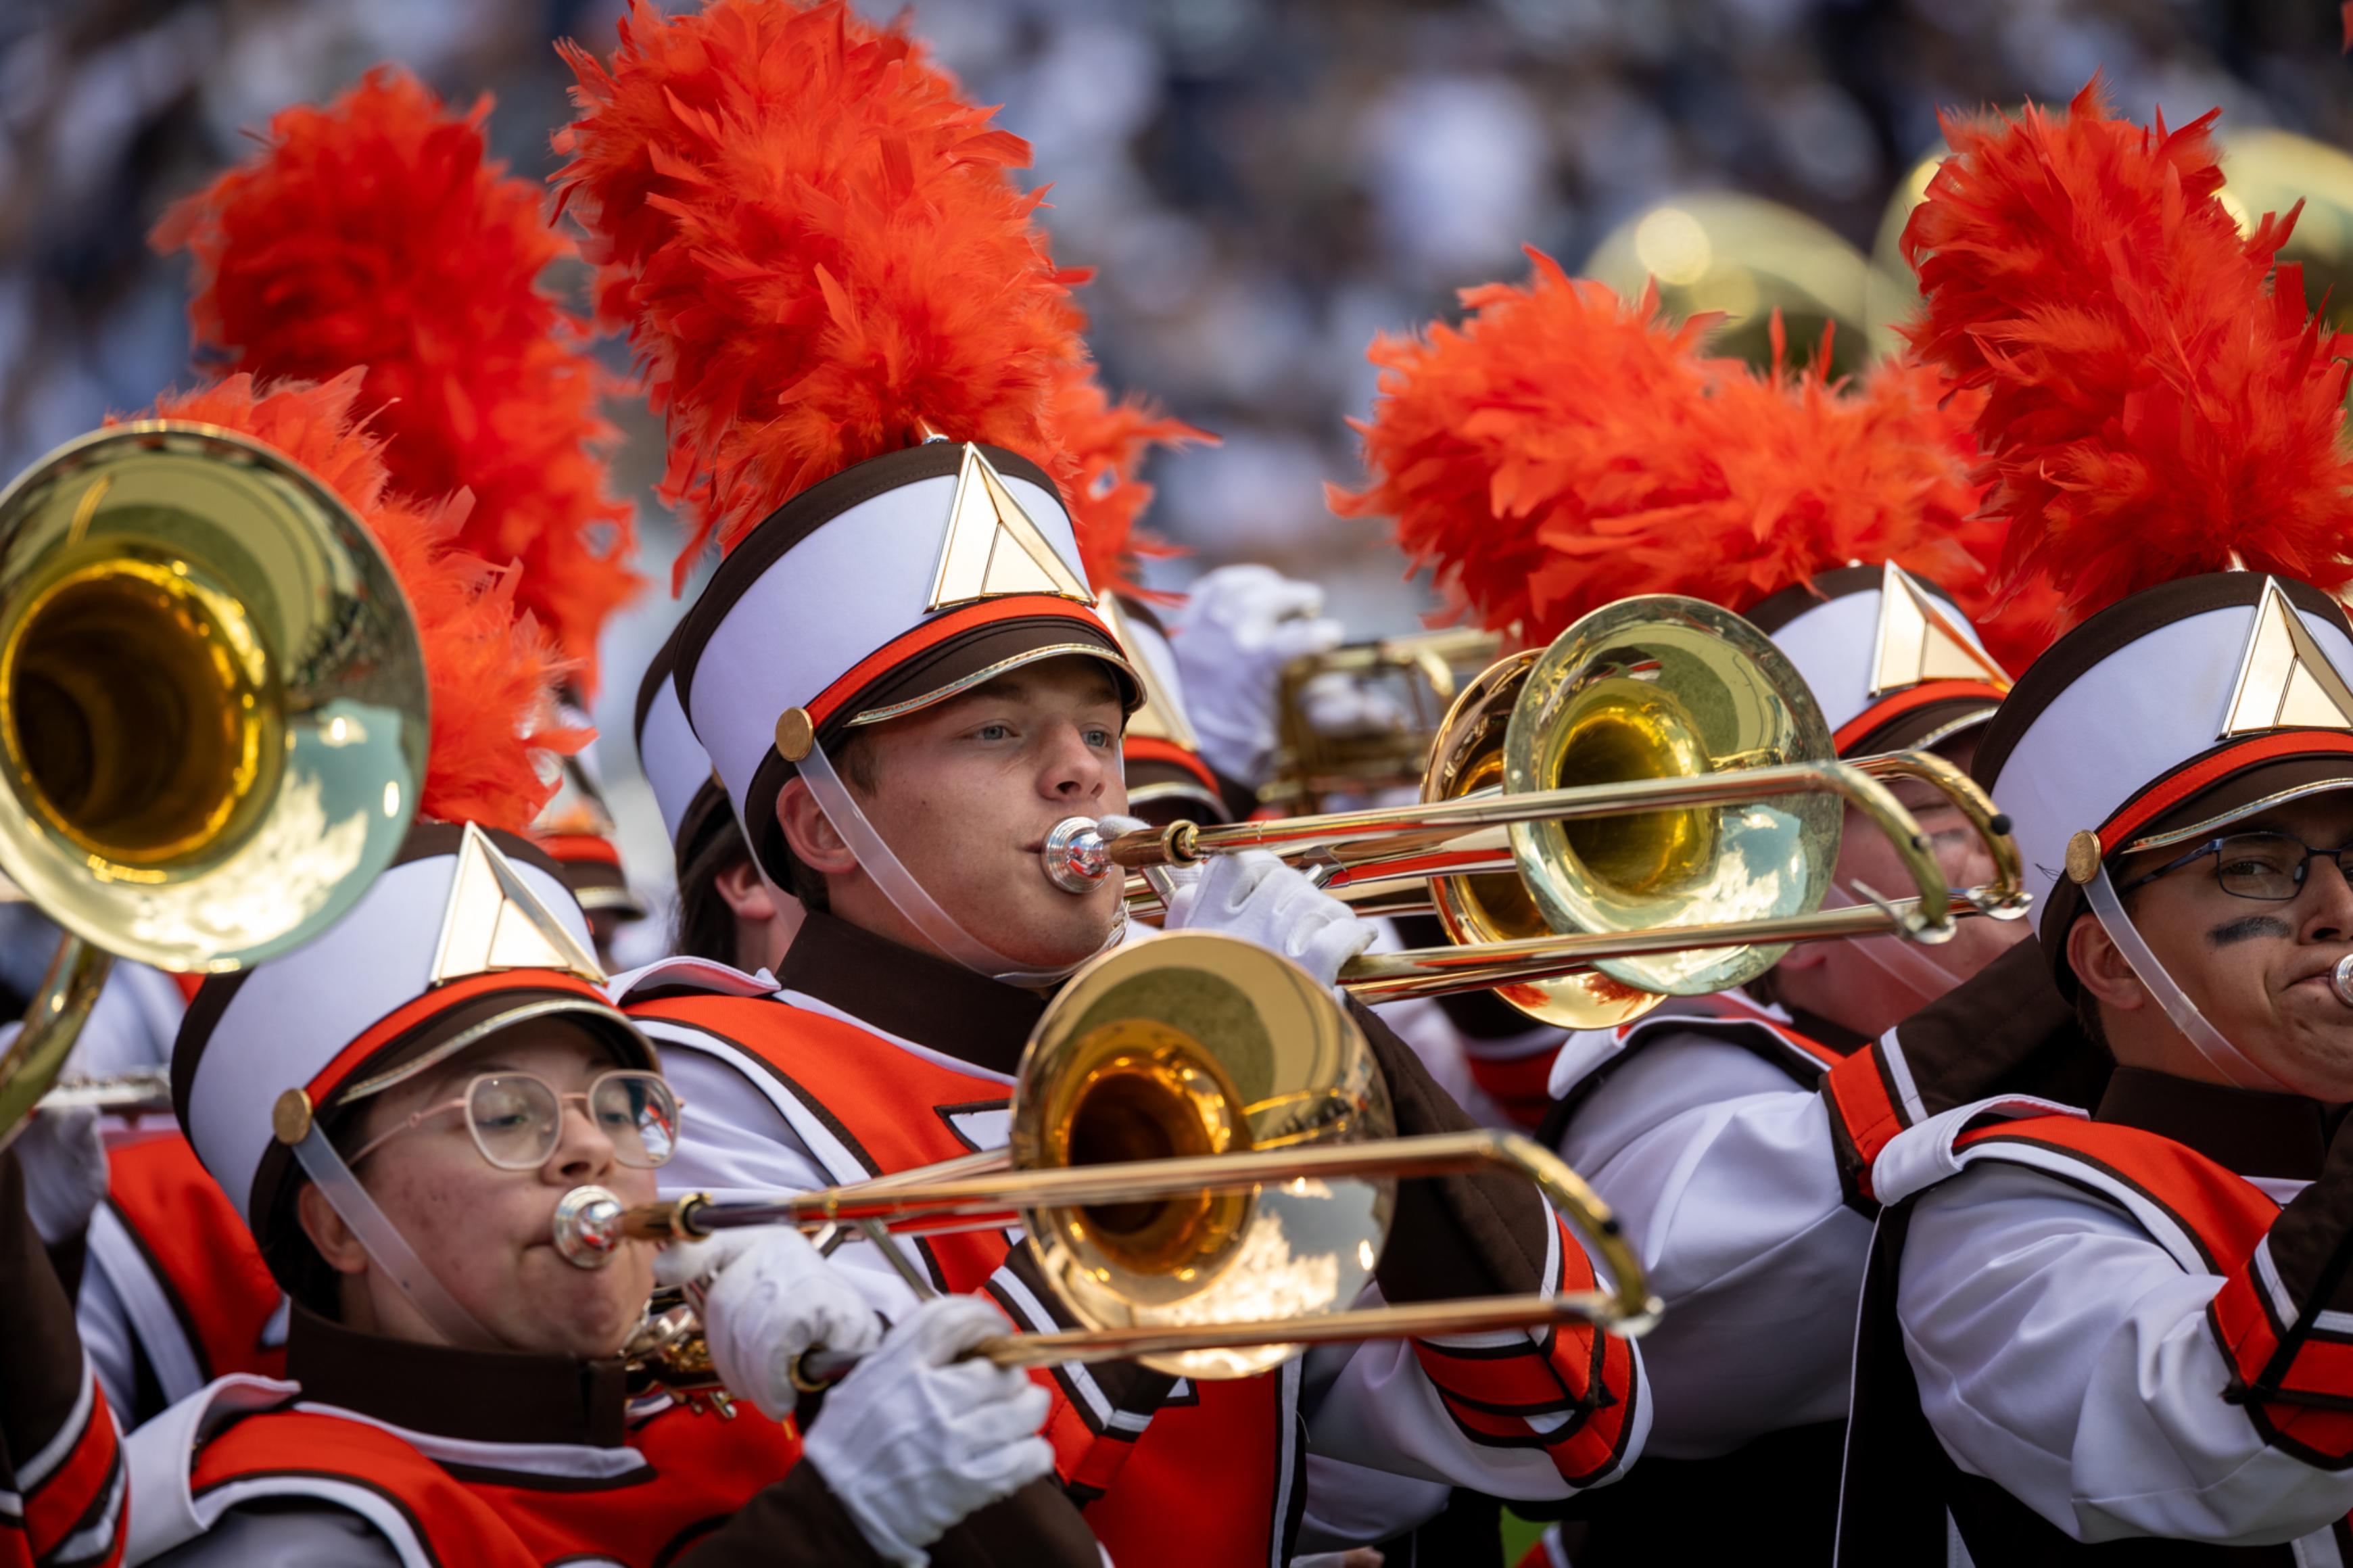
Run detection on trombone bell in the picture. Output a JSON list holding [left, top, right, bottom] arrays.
[[0, 424, 427, 971], [1015, 934, 1395, 1377], [1506, 596, 1840, 1001]]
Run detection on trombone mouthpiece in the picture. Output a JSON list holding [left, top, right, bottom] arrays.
[[1043, 817, 1112, 893], [2335, 954, 2353, 1009], [554, 1185, 625, 1270]]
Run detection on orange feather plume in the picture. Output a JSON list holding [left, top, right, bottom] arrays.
[[153, 68, 640, 696], [1332, 248, 2004, 650], [1045, 359, 1210, 602], [122, 373, 577, 833], [553, 0, 1090, 592], [1901, 79, 2353, 629]]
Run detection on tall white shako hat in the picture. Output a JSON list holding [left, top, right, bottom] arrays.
[[1331, 246, 2016, 726], [172, 823, 652, 1270], [556, 0, 1141, 898], [1743, 562, 2010, 759], [633, 621, 734, 872], [1897, 83, 2353, 1003]]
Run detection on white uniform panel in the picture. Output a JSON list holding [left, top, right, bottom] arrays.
[[1556, 1030, 1868, 1456], [1901, 1162, 2353, 1546]]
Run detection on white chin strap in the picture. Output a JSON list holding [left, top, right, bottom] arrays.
[[2080, 863, 2289, 1093], [285, 1122, 498, 1350], [1826, 881, 1970, 1009], [794, 737, 1122, 987]]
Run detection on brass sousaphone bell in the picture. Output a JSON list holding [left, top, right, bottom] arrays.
[[557, 932, 1657, 1386], [0, 424, 429, 1143]]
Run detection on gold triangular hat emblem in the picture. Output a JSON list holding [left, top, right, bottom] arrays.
[[427, 824, 606, 988], [1101, 598, 1202, 753], [2219, 577, 2353, 738], [926, 445, 1095, 613], [1868, 563, 2012, 697]]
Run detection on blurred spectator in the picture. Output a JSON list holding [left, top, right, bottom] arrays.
[[1, 0, 2346, 916]]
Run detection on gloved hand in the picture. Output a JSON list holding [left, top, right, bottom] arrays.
[[1298, 669, 1410, 738], [1164, 850, 1376, 993], [16, 1106, 107, 1246], [1170, 565, 1346, 786], [802, 1296, 1053, 1567], [654, 1226, 882, 1422]]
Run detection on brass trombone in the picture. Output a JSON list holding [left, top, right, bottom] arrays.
[[556, 933, 1660, 1389], [1049, 596, 2026, 1030], [1260, 627, 1501, 813], [0, 425, 429, 1144]]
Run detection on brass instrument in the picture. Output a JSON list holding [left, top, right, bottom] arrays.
[[558, 933, 1659, 1387], [2218, 128, 2353, 414], [1060, 596, 2026, 1029], [1260, 628, 1500, 813], [0, 425, 429, 1144], [1583, 193, 1891, 378], [35, 1068, 172, 1116]]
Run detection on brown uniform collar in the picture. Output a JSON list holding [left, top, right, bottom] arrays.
[[2093, 1066, 2339, 1183], [774, 910, 1048, 1076], [287, 1304, 631, 1448]]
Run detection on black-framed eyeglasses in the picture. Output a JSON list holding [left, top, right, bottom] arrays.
[[2117, 832, 2353, 903]]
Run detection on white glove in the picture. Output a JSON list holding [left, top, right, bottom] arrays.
[[653, 1226, 882, 1422], [16, 1106, 107, 1246], [1163, 850, 1376, 993], [1298, 669, 1410, 738], [1170, 565, 1346, 786], [802, 1296, 1053, 1567]]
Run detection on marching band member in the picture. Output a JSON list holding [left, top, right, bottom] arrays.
[[554, 5, 1646, 1561], [1836, 82, 2353, 1561], [638, 627, 800, 975], [131, 819, 1088, 1567], [94, 374, 1092, 1567], [1335, 252, 2026, 1559]]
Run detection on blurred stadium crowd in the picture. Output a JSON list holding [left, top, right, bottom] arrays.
[[3, 0, 2346, 946]]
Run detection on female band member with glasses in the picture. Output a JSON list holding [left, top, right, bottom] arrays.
[[128, 824, 1100, 1568]]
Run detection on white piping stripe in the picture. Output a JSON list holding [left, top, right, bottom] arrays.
[[194, 1476, 431, 1568], [1267, 1356, 1303, 1568], [1879, 1030, 1929, 1126], [87, 1204, 208, 1406], [49, 1462, 124, 1566], [19, 1361, 96, 1490], [289, 1402, 649, 1480]]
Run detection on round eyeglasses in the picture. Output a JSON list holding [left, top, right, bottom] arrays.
[[2118, 832, 2353, 903], [349, 1070, 681, 1172]]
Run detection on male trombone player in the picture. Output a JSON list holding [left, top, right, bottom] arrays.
[[1335, 245, 2030, 1561], [555, 3, 1649, 1559]]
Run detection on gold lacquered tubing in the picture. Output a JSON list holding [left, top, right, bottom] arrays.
[[1333, 749, 2033, 1001], [0, 936, 113, 1152], [1340, 896, 1979, 1001], [1114, 759, 1950, 926], [598, 1131, 1661, 1362]]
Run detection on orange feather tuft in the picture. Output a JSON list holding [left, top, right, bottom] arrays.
[[1901, 79, 2353, 630], [1045, 359, 1210, 602], [153, 68, 640, 696], [1333, 249, 2003, 650], [123, 373, 578, 833], [553, 0, 1089, 592]]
